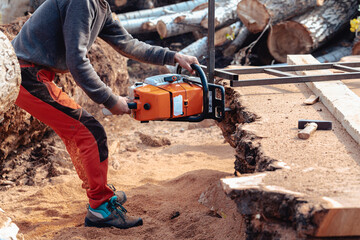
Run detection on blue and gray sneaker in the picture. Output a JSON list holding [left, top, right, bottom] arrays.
[[108, 184, 127, 205], [85, 196, 143, 229]]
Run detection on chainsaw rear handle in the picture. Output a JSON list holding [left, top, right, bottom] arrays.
[[102, 102, 137, 116], [171, 63, 209, 122]]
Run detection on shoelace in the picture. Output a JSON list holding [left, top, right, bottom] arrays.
[[109, 198, 128, 221], [107, 184, 116, 192]]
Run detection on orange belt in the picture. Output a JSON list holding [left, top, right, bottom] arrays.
[[18, 59, 35, 68]]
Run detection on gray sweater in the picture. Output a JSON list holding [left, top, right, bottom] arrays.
[[12, 0, 177, 109]]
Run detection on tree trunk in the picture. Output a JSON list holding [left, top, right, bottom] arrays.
[[267, 0, 358, 63], [120, 17, 159, 34], [117, 0, 208, 20], [352, 37, 360, 55], [0, 30, 21, 118], [156, 16, 202, 39], [166, 22, 242, 72], [223, 26, 250, 57], [237, 0, 324, 34], [201, 0, 240, 29]]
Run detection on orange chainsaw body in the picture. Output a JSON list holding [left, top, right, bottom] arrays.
[[131, 81, 203, 121]]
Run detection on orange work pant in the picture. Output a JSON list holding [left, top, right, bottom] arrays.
[[15, 62, 113, 209]]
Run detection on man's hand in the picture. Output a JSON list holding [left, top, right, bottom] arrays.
[[109, 96, 130, 115], [174, 53, 199, 75]]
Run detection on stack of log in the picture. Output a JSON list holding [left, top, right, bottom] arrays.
[[117, 0, 359, 66]]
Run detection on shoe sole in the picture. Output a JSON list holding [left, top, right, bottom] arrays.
[[84, 217, 143, 229]]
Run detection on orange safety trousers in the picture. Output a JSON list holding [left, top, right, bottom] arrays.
[[15, 62, 114, 209]]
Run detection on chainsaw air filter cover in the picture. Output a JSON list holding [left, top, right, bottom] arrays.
[[130, 74, 203, 121]]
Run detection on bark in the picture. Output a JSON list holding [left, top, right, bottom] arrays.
[[120, 17, 159, 34], [0, 0, 30, 24], [201, 0, 240, 29], [166, 22, 242, 72], [156, 16, 202, 39], [117, 0, 208, 20], [352, 37, 360, 55], [0, 30, 20, 118], [267, 0, 359, 63], [315, 45, 352, 63], [223, 26, 250, 57], [236, 0, 324, 33]]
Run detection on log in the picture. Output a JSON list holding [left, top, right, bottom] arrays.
[[174, 8, 209, 25], [120, 17, 159, 34], [237, 0, 324, 34], [223, 26, 250, 57], [268, 0, 359, 63], [0, 30, 21, 118], [117, 0, 208, 20], [0, 0, 30, 24], [352, 37, 360, 55], [200, 0, 240, 29], [166, 22, 243, 72], [315, 45, 352, 63], [157, 16, 202, 39]]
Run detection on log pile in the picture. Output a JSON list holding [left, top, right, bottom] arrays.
[[115, 0, 358, 66]]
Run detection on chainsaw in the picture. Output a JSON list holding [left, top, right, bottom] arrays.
[[103, 64, 226, 122]]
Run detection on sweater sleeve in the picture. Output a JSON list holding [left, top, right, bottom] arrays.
[[62, 0, 118, 109], [99, 11, 177, 66]]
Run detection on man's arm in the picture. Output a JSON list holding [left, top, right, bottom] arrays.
[[63, 0, 118, 110]]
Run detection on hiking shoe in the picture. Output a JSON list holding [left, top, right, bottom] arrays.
[[108, 184, 127, 205], [85, 196, 143, 229]]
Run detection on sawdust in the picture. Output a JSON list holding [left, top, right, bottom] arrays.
[[0, 112, 243, 239]]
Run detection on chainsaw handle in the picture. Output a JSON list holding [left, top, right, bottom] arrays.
[[102, 102, 137, 116]]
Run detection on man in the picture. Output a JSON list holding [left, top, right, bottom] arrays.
[[12, 0, 199, 229]]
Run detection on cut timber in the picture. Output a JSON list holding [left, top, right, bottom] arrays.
[[0, 30, 21, 118], [120, 17, 158, 34], [156, 17, 201, 38], [223, 26, 250, 57], [200, 1, 239, 29], [315, 45, 353, 63], [236, 0, 323, 33], [287, 54, 360, 145], [166, 22, 242, 72], [117, 0, 208, 20], [352, 38, 360, 55], [303, 95, 319, 105], [268, 0, 358, 62]]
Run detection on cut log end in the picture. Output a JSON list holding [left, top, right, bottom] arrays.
[[114, 0, 127, 7], [352, 40, 360, 55], [141, 22, 156, 31], [267, 21, 313, 63], [200, 18, 220, 29], [316, 0, 325, 6], [156, 20, 167, 38], [236, 0, 269, 33]]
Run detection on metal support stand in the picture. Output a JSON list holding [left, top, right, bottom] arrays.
[[207, 0, 215, 83]]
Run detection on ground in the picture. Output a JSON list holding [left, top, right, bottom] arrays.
[[0, 59, 247, 239]]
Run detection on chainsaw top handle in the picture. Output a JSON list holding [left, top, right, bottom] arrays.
[[171, 63, 209, 122]]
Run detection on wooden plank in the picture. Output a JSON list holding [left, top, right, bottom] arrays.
[[303, 95, 319, 105], [315, 208, 360, 237], [287, 54, 360, 145]]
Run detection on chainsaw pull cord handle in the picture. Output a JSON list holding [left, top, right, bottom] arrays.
[[102, 102, 137, 116], [172, 63, 209, 122]]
